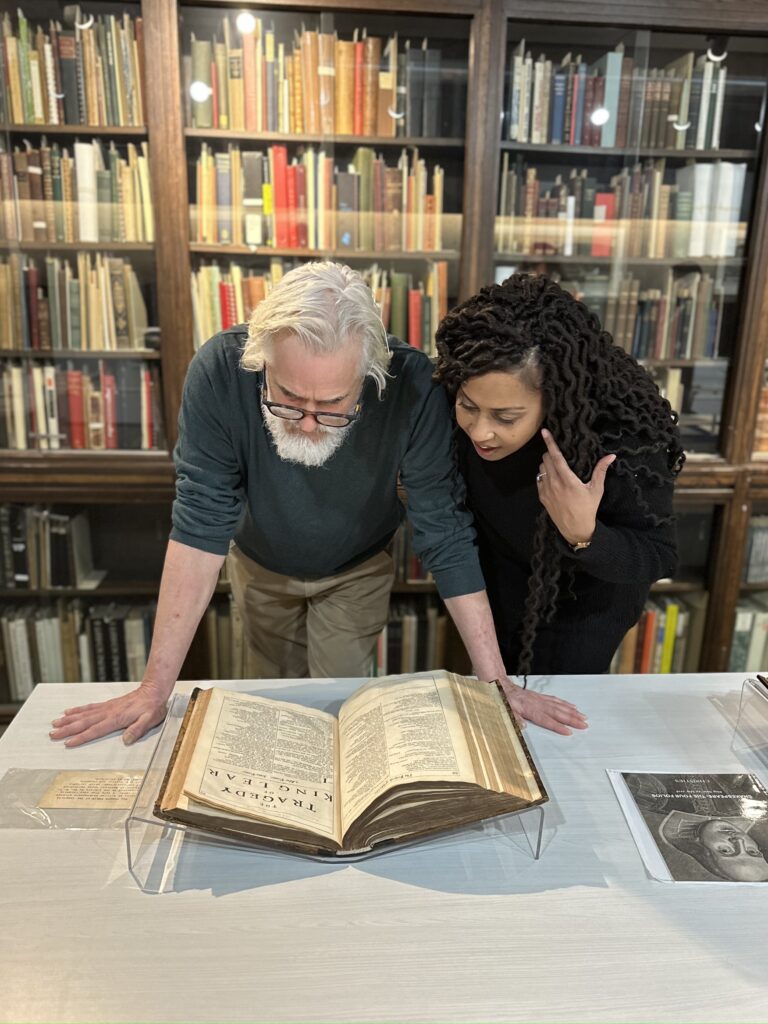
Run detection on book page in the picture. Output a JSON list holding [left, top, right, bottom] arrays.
[[338, 672, 477, 836], [181, 689, 340, 842]]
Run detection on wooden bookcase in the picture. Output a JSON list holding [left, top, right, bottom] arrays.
[[2, 0, 768, 715]]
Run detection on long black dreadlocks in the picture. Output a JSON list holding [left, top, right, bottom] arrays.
[[434, 272, 685, 677]]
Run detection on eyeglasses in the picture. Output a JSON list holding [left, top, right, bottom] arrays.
[[261, 366, 362, 428]]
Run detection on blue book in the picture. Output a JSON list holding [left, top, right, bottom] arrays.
[[550, 69, 568, 145]]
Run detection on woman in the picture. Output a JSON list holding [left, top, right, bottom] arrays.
[[434, 272, 684, 677]]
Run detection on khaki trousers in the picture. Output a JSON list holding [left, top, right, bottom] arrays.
[[227, 543, 395, 678]]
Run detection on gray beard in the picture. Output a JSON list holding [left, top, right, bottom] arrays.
[[262, 404, 354, 467]]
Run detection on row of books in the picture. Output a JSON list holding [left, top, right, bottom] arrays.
[[191, 143, 445, 252], [0, 253, 149, 352], [744, 517, 768, 583], [505, 43, 730, 151], [191, 258, 449, 354], [496, 157, 747, 259], [0, 139, 154, 244], [608, 592, 708, 674], [0, 359, 164, 451], [0, 504, 104, 591], [730, 594, 768, 672], [369, 599, 448, 677], [596, 270, 724, 361], [0, 600, 154, 701], [0, 9, 145, 127], [185, 17, 454, 139]]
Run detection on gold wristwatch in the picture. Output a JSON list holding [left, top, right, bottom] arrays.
[[569, 538, 592, 552]]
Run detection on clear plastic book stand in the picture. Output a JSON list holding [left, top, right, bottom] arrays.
[[126, 692, 547, 894], [732, 676, 768, 769]]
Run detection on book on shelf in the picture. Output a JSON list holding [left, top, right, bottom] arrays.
[[504, 40, 734, 152], [496, 155, 747, 260], [0, 137, 153, 244], [155, 673, 547, 857], [191, 142, 445, 254], [609, 591, 708, 674], [0, 597, 155, 697], [0, 252, 149, 352], [185, 16, 461, 139], [0, 357, 164, 452], [0, 8, 145, 127]]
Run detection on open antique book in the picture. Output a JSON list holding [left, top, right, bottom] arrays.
[[154, 672, 547, 856]]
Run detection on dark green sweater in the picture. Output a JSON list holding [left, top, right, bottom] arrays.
[[170, 327, 485, 599]]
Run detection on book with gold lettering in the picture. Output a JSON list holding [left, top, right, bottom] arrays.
[[155, 672, 547, 857]]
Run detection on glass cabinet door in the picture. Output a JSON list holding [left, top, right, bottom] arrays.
[[496, 21, 768, 457]]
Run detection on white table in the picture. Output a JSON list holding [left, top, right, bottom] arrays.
[[1, 674, 767, 1023]]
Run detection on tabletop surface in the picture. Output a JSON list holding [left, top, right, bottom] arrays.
[[1, 673, 767, 1023]]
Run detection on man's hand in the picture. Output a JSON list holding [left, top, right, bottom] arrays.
[[49, 682, 170, 748], [499, 677, 588, 736]]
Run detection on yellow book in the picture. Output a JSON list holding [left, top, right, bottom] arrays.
[[137, 141, 153, 242], [5, 33, 25, 124], [110, 16, 127, 125], [660, 600, 679, 673], [130, 19, 145, 124]]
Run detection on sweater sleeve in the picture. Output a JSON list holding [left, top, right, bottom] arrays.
[[555, 451, 678, 584], [170, 341, 245, 556], [398, 371, 486, 600]]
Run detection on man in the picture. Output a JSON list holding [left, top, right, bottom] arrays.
[[50, 262, 586, 747]]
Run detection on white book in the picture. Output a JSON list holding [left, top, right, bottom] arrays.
[[520, 53, 533, 144], [9, 364, 27, 449], [77, 629, 94, 683], [43, 41, 59, 123], [124, 611, 148, 683], [10, 617, 35, 700], [74, 141, 99, 242], [675, 162, 713, 257], [509, 39, 525, 141], [531, 56, 545, 144]]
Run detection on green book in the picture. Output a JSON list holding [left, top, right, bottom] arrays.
[[389, 271, 410, 343]]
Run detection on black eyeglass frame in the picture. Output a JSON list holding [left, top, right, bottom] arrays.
[[260, 366, 363, 428]]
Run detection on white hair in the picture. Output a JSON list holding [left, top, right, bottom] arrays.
[[241, 261, 392, 394]]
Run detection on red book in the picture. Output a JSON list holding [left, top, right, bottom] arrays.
[[25, 263, 40, 349], [295, 163, 308, 249], [219, 281, 235, 329], [353, 40, 365, 136], [591, 192, 616, 258], [285, 163, 298, 249], [407, 288, 423, 349], [102, 369, 118, 449], [66, 369, 86, 449], [142, 367, 153, 450], [270, 145, 289, 248], [639, 607, 657, 672], [243, 33, 257, 132]]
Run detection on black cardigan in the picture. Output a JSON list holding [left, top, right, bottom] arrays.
[[459, 430, 678, 675]]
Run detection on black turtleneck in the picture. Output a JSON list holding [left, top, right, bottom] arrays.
[[458, 430, 678, 675]]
